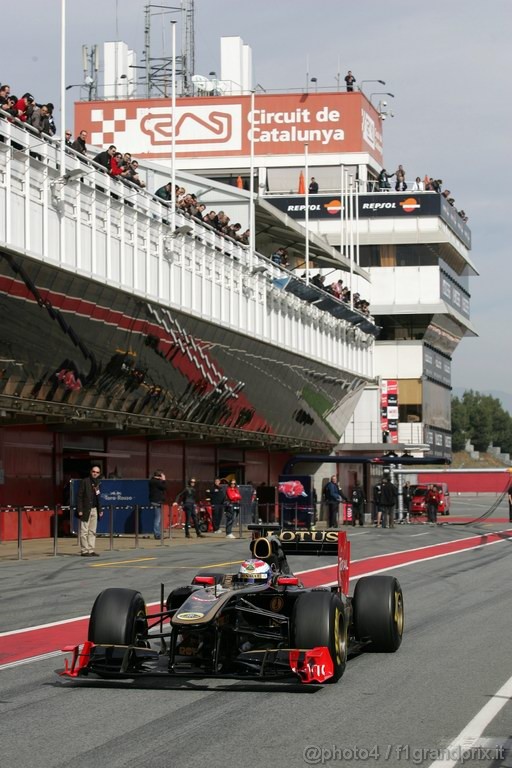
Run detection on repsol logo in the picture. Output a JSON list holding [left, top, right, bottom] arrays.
[[362, 202, 397, 210], [286, 204, 322, 212]]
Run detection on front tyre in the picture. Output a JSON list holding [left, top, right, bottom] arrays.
[[353, 575, 404, 652], [292, 592, 347, 682], [88, 587, 147, 646]]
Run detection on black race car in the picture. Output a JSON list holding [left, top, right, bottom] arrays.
[[60, 526, 403, 685]]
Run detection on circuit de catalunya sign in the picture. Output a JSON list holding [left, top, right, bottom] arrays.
[[74, 92, 383, 162]]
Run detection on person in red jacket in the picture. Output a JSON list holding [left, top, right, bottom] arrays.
[[225, 480, 242, 538], [14, 93, 35, 122], [425, 484, 440, 525]]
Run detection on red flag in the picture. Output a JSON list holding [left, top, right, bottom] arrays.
[[298, 172, 305, 194]]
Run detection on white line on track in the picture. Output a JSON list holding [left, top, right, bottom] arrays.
[[410, 532, 432, 537], [0, 615, 90, 637], [428, 672, 512, 767], [297, 528, 512, 577], [0, 650, 63, 670]]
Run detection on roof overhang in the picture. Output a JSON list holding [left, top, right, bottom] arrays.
[[255, 196, 369, 278]]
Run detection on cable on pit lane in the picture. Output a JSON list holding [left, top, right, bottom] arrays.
[[437, 488, 509, 526]]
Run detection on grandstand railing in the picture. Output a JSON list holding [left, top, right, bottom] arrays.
[[0, 114, 375, 377]]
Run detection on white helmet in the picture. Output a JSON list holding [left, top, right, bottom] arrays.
[[238, 559, 272, 585]]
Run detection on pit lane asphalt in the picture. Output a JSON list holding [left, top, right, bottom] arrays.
[[0, 495, 511, 768]]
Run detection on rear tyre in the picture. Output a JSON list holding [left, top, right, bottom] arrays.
[[292, 592, 347, 682], [199, 520, 209, 533], [353, 575, 403, 652], [88, 588, 147, 646]]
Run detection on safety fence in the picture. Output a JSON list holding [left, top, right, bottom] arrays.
[[0, 500, 333, 559]]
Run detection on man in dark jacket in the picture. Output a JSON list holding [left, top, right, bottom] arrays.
[[93, 145, 116, 172], [323, 475, 348, 528], [351, 480, 366, 527], [380, 477, 398, 529], [149, 469, 167, 539], [401, 481, 412, 524], [178, 478, 203, 538], [209, 478, 226, 532], [373, 482, 382, 526], [71, 129, 88, 156], [77, 465, 103, 556]]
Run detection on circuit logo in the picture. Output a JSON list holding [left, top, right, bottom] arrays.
[[138, 104, 243, 152], [399, 197, 421, 213]]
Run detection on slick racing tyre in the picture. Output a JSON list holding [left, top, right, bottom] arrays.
[[292, 592, 348, 683], [353, 575, 404, 652], [88, 588, 148, 646]]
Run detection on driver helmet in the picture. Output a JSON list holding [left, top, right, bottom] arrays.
[[238, 559, 272, 585]]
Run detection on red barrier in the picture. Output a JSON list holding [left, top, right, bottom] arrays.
[[417, 471, 511, 493], [0, 507, 57, 541]]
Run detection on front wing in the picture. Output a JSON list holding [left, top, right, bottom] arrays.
[[59, 642, 335, 684]]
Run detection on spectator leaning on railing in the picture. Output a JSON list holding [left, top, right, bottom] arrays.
[[0, 84, 11, 105]]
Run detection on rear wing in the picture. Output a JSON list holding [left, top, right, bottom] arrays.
[[248, 525, 350, 595]]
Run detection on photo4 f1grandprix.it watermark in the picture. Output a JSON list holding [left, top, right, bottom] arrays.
[[302, 743, 506, 765]]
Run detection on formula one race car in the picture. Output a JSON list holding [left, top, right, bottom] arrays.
[[60, 526, 403, 685]]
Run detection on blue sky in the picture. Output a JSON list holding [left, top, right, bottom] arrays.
[[3, 0, 511, 407]]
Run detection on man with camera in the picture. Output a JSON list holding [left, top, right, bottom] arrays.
[[149, 469, 167, 539]]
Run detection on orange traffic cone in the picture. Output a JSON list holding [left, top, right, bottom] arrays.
[[298, 171, 305, 194]]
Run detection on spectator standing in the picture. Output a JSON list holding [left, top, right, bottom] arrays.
[[311, 273, 325, 290], [72, 130, 88, 155], [46, 103, 57, 136], [1, 96, 18, 120], [271, 247, 286, 265], [378, 169, 394, 191], [380, 477, 398, 529], [412, 177, 424, 191], [425, 483, 440, 525], [401, 481, 412, 524], [309, 177, 319, 194], [0, 84, 11, 105], [394, 164, 406, 191], [344, 70, 356, 92], [177, 478, 203, 538], [76, 465, 103, 557], [93, 145, 116, 172], [225, 479, 242, 538], [29, 104, 51, 136], [126, 159, 145, 187], [149, 469, 167, 539], [323, 475, 348, 528], [351, 480, 366, 527], [373, 481, 383, 526], [209, 477, 226, 532], [155, 181, 173, 203], [65, 130, 73, 147], [14, 93, 35, 122]]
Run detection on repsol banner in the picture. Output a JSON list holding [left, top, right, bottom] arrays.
[[268, 194, 471, 248]]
